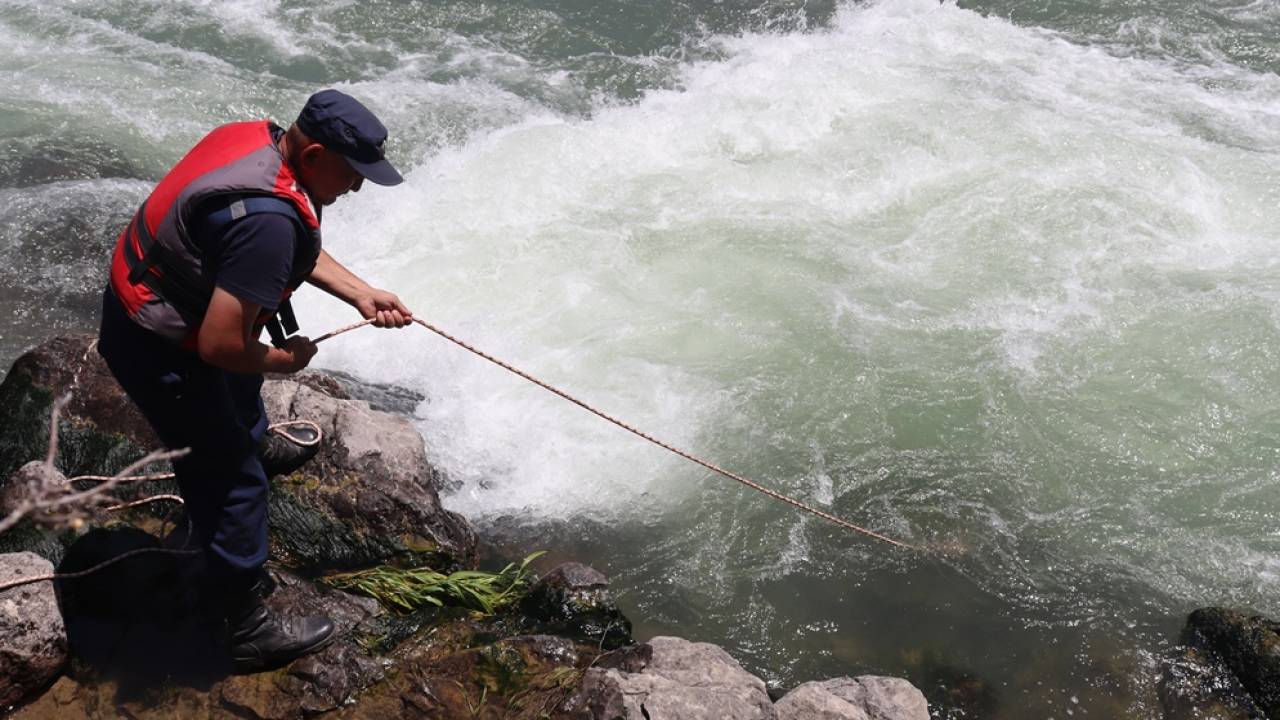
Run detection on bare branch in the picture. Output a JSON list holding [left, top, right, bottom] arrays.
[[44, 393, 71, 467], [0, 499, 34, 536], [1, 392, 188, 536]]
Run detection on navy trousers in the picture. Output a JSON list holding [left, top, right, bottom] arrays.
[[97, 289, 269, 587]]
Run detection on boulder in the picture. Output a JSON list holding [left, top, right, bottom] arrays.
[[775, 676, 929, 720], [0, 552, 67, 708], [519, 562, 632, 649], [261, 376, 475, 571], [1158, 645, 1261, 720], [1178, 607, 1280, 717], [0, 335, 476, 571], [560, 635, 776, 720], [0, 462, 69, 525], [0, 335, 159, 483]]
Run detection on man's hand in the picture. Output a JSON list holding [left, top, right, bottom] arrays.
[[280, 335, 318, 373], [356, 288, 413, 328], [199, 288, 320, 374]]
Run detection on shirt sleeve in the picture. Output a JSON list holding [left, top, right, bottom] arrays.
[[211, 212, 298, 312]]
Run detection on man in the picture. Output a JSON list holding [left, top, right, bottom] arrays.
[[97, 89, 411, 673]]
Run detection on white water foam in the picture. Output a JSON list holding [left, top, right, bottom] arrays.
[[301, 0, 1280, 547]]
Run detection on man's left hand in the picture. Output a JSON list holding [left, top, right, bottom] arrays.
[[357, 289, 413, 328]]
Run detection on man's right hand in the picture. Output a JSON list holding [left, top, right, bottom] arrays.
[[200, 287, 320, 375], [279, 335, 318, 373]]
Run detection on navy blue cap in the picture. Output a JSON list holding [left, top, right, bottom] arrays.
[[296, 89, 403, 186]]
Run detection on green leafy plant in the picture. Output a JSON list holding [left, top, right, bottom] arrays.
[[324, 551, 545, 615]]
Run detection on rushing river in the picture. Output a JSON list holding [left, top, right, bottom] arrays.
[[2, 0, 1279, 716]]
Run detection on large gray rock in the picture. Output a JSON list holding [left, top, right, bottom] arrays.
[[0, 552, 67, 707], [561, 635, 776, 720], [776, 676, 929, 720], [261, 376, 475, 571]]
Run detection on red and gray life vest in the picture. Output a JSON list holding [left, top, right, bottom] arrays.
[[109, 120, 322, 349]]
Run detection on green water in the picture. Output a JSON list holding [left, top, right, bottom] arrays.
[[2, 1, 1279, 716]]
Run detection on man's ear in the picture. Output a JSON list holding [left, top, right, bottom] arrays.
[[299, 143, 327, 168]]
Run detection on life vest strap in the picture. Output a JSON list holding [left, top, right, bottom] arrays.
[[264, 299, 299, 348], [122, 203, 212, 322], [204, 194, 306, 235], [204, 195, 310, 348]]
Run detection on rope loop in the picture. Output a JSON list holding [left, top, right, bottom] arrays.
[[268, 419, 323, 447]]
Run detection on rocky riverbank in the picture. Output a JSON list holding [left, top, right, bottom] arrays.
[[0, 336, 931, 719]]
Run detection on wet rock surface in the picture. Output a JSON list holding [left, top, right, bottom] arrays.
[[1166, 607, 1280, 718], [0, 552, 67, 708], [518, 562, 632, 649], [1158, 644, 1262, 720], [261, 376, 475, 571]]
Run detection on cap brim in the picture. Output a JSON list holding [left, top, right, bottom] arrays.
[[346, 155, 404, 186]]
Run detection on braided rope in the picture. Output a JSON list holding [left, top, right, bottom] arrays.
[[104, 494, 186, 512]]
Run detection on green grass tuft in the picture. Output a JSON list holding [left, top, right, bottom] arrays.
[[323, 551, 545, 615]]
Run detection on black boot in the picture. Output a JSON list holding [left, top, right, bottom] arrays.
[[224, 580, 334, 674], [258, 428, 320, 477]]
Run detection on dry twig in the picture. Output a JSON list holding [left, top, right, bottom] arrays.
[[0, 393, 188, 535]]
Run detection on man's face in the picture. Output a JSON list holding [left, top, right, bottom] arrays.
[[298, 144, 364, 206]]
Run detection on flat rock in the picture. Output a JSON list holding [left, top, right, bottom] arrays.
[[0, 552, 67, 708], [776, 676, 929, 720], [561, 635, 776, 720]]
